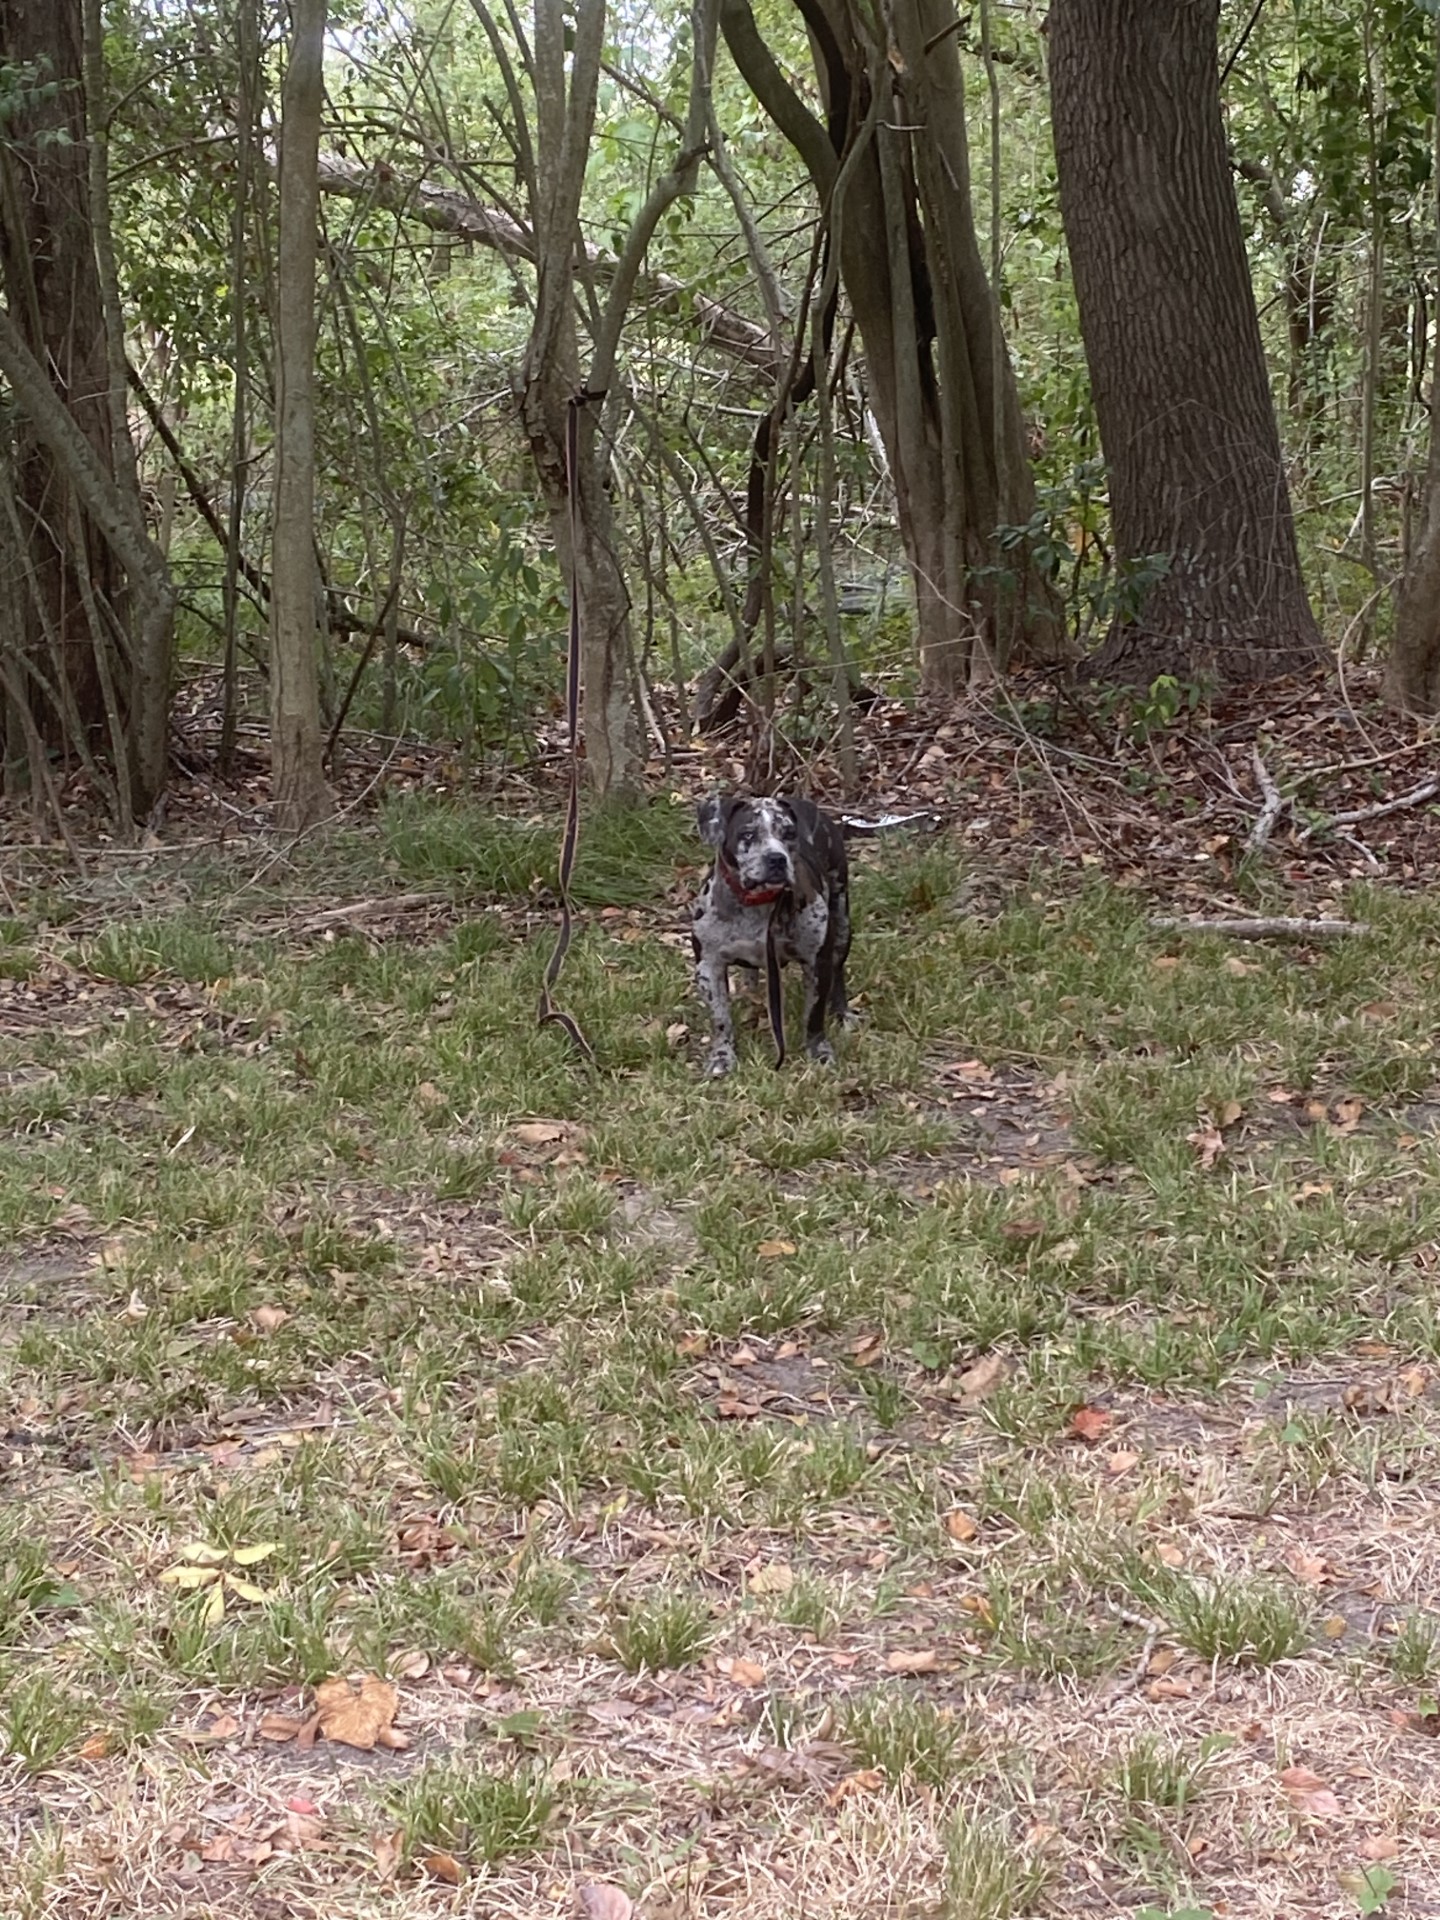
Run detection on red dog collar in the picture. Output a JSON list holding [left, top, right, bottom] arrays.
[[719, 853, 785, 908]]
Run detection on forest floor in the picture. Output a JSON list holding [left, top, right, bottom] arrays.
[[4, 664, 1440, 1917]]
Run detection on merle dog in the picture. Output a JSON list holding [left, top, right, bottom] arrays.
[[691, 793, 852, 1077]]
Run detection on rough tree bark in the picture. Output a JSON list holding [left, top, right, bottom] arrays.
[[718, 0, 1060, 693], [269, 0, 331, 831], [1049, 0, 1322, 687]]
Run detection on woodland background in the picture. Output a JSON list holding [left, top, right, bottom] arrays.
[[3, 0, 1440, 835]]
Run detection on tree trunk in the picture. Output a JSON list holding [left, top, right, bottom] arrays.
[[0, 0, 122, 777], [1385, 16, 1440, 714], [1049, 0, 1322, 687], [269, 0, 331, 832]]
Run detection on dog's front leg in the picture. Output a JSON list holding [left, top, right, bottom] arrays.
[[802, 947, 836, 1065], [695, 952, 739, 1076]]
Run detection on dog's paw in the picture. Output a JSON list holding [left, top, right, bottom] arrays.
[[836, 1006, 864, 1030], [706, 1045, 738, 1078], [806, 1038, 837, 1067]]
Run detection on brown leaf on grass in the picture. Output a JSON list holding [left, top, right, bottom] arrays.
[[1331, 1097, 1365, 1133], [715, 1396, 765, 1419], [747, 1561, 794, 1596], [258, 1711, 312, 1743], [314, 1675, 405, 1751], [1286, 1552, 1332, 1587], [826, 1767, 887, 1805], [1361, 1835, 1400, 1862], [1217, 1098, 1245, 1126], [1186, 1124, 1226, 1170], [251, 1305, 289, 1335], [578, 1884, 634, 1920], [850, 1330, 884, 1366], [421, 1849, 464, 1884], [372, 1829, 404, 1879], [757, 1239, 797, 1259], [944, 1508, 979, 1543], [955, 1353, 1007, 1406], [1106, 1449, 1140, 1476], [76, 1731, 114, 1762], [1069, 1404, 1113, 1443], [722, 1657, 767, 1687], [512, 1121, 567, 1146], [1280, 1764, 1343, 1819], [885, 1648, 938, 1674], [999, 1216, 1044, 1242], [1322, 1613, 1348, 1640]]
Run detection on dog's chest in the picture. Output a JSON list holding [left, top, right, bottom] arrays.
[[693, 875, 830, 968]]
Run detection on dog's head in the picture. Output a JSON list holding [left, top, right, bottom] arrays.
[[697, 793, 799, 904]]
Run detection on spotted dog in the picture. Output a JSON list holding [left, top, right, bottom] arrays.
[[691, 793, 852, 1078]]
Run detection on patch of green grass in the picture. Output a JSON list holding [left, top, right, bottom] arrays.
[[1387, 1610, 1440, 1684], [608, 1591, 714, 1673], [943, 1802, 1051, 1919], [0, 1672, 89, 1774], [1162, 1574, 1313, 1667], [842, 1689, 971, 1790], [385, 1757, 555, 1867]]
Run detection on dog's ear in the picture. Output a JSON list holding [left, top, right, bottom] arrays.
[[696, 794, 727, 847]]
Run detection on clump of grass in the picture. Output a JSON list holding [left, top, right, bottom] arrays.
[[943, 1802, 1050, 1919], [842, 1689, 970, 1791], [1114, 1733, 1228, 1812], [1163, 1574, 1312, 1666], [386, 1758, 554, 1866], [1388, 1610, 1440, 1684], [1, 1672, 89, 1774], [608, 1591, 713, 1673]]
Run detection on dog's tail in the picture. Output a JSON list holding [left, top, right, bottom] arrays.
[[838, 811, 943, 839]]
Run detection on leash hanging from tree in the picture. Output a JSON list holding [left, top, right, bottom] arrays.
[[536, 393, 594, 1061]]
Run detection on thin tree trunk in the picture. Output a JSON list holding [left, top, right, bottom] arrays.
[[1049, 0, 1321, 687], [269, 0, 331, 831]]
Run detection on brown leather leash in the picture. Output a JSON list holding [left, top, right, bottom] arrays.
[[764, 904, 786, 1068], [537, 393, 595, 1062]]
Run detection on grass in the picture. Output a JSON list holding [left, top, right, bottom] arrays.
[[4, 795, 1440, 1913]]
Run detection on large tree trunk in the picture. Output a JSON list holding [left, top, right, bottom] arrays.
[[0, 0, 123, 779], [1049, 0, 1322, 687], [269, 0, 331, 832]]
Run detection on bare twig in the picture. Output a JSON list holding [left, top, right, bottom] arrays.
[[1149, 916, 1370, 939], [1297, 775, 1440, 840], [1244, 743, 1286, 853]]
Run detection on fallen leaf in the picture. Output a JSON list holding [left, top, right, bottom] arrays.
[[158, 1564, 223, 1590], [1186, 1124, 1226, 1170], [175, 1541, 230, 1567], [512, 1121, 566, 1146], [1146, 1677, 1193, 1701], [392, 1649, 430, 1679], [77, 1731, 113, 1761], [747, 1561, 794, 1597], [251, 1306, 289, 1335], [944, 1508, 979, 1543], [1218, 1098, 1245, 1126], [1298, 1180, 1333, 1201], [1287, 1552, 1331, 1587], [1146, 1646, 1177, 1675], [826, 1767, 887, 1805], [999, 1216, 1044, 1241], [1332, 1097, 1365, 1133], [1157, 1542, 1186, 1567], [578, 1883, 634, 1920], [757, 1239, 797, 1259], [1106, 1449, 1140, 1476], [1322, 1613, 1348, 1640], [230, 1541, 279, 1566], [954, 1353, 1007, 1405], [372, 1828, 404, 1879], [1069, 1404, 1113, 1443], [314, 1675, 402, 1751], [1361, 1835, 1400, 1862], [885, 1648, 938, 1674], [1281, 1763, 1343, 1819], [850, 1330, 884, 1366], [724, 1657, 767, 1687], [420, 1849, 464, 1884], [258, 1712, 311, 1742]]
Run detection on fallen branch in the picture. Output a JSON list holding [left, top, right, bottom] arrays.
[[1245, 744, 1286, 853], [1149, 916, 1370, 939], [1297, 775, 1440, 840]]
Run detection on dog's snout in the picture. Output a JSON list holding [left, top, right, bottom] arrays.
[[763, 849, 791, 879]]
